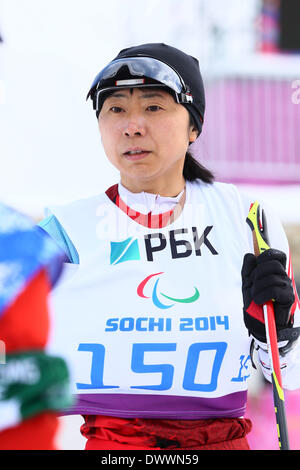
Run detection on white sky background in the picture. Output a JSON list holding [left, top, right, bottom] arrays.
[[0, 0, 299, 224]]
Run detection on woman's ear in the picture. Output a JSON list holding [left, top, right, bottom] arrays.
[[189, 126, 199, 144]]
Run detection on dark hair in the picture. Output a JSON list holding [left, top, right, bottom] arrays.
[[183, 151, 214, 183], [183, 114, 214, 183]]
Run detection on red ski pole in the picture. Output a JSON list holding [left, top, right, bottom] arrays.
[[246, 201, 290, 450]]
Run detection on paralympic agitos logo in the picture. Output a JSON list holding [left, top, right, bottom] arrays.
[[110, 225, 218, 265], [137, 272, 200, 309]]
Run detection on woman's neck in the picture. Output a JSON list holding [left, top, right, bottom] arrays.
[[120, 175, 186, 198]]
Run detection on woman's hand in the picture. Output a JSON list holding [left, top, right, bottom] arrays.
[[241, 249, 295, 344]]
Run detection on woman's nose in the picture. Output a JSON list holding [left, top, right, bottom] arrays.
[[123, 114, 146, 137]]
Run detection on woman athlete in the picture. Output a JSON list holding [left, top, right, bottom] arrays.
[[39, 43, 300, 450]]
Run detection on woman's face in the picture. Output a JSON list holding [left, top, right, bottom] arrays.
[[98, 87, 198, 192]]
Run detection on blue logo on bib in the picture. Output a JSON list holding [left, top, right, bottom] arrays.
[[110, 237, 140, 265]]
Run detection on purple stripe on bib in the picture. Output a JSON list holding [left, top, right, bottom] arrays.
[[61, 391, 247, 419]]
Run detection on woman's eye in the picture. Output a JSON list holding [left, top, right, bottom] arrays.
[[110, 106, 123, 113], [147, 105, 161, 111]]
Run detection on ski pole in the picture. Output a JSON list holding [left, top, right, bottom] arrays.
[[246, 201, 290, 450]]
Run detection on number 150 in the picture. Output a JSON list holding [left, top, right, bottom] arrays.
[[76, 342, 227, 392]]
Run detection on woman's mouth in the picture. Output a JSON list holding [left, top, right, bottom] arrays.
[[123, 149, 151, 161]]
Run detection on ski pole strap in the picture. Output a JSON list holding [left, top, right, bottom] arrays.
[[252, 326, 300, 359], [0, 350, 73, 432], [277, 326, 300, 356]]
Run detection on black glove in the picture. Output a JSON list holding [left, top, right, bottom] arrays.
[[242, 249, 295, 344]]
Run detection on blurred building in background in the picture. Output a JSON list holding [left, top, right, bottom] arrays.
[[193, 0, 300, 186]]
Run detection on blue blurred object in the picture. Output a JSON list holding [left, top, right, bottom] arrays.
[[38, 215, 79, 264], [0, 203, 65, 317]]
